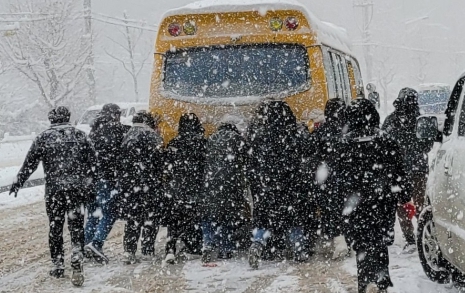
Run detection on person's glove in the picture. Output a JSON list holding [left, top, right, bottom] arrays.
[[9, 182, 20, 197], [403, 202, 416, 220]]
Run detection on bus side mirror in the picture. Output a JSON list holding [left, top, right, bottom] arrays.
[[417, 116, 439, 141]]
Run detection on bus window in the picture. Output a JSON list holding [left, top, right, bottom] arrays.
[[163, 44, 310, 99], [330, 52, 344, 99], [338, 55, 352, 104], [351, 58, 363, 89], [322, 48, 337, 99]]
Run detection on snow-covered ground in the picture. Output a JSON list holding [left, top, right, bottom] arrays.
[[0, 186, 460, 293]]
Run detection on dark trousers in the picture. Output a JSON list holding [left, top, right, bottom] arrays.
[[355, 242, 393, 293], [124, 214, 160, 255], [45, 189, 85, 266], [397, 173, 428, 245], [165, 207, 202, 256]]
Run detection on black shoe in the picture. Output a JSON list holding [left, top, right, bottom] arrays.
[[84, 243, 109, 264], [217, 251, 233, 260], [201, 246, 213, 263], [49, 265, 65, 278]]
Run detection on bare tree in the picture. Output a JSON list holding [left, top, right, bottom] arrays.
[[104, 12, 151, 102], [0, 0, 90, 109], [374, 48, 396, 116]]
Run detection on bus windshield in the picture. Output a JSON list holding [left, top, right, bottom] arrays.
[[163, 44, 309, 100], [418, 90, 450, 114]]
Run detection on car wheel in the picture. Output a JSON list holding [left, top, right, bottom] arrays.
[[417, 209, 451, 283]]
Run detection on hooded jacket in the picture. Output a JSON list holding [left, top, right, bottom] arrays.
[[200, 124, 249, 223], [119, 123, 164, 218], [341, 98, 411, 247], [15, 123, 94, 196], [247, 101, 308, 229], [382, 88, 434, 174], [89, 105, 127, 182], [164, 113, 207, 215]]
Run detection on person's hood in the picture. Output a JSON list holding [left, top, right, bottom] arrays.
[[324, 98, 346, 126], [393, 87, 419, 114], [178, 113, 204, 137], [346, 98, 380, 135], [255, 101, 297, 129], [218, 123, 240, 135]]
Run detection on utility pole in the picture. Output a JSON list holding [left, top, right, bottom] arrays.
[[83, 0, 96, 104], [353, 0, 374, 83]]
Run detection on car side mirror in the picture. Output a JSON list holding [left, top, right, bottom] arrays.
[[416, 116, 438, 140]]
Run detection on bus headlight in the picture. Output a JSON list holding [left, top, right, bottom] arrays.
[[168, 23, 182, 36], [285, 17, 299, 30], [269, 18, 283, 31], [183, 21, 197, 35]]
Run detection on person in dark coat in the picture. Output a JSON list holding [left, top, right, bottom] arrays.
[[164, 113, 206, 262], [199, 123, 249, 263], [247, 101, 312, 268], [382, 88, 434, 253], [10, 106, 94, 278], [311, 98, 347, 255], [119, 110, 164, 263], [84, 103, 127, 263], [341, 98, 411, 293]]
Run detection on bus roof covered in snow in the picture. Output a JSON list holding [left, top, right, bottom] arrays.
[[159, 0, 353, 55]]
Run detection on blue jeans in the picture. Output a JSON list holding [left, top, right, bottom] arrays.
[[201, 220, 234, 254], [253, 227, 306, 252], [85, 180, 118, 250]]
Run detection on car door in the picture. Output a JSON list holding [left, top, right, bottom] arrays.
[[447, 83, 465, 271], [431, 76, 465, 263]]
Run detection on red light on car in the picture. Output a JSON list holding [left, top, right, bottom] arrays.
[[168, 23, 182, 36], [313, 122, 321, 129], [285, 17, 298, 30]]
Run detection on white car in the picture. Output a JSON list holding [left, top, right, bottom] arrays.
[[75, 103, 148, 134], [416, 72, 465, 285]]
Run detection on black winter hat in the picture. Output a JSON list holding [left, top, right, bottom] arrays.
[[346, 98, 380, 132], [132, 110, 157, 129], [101, 103, 121, 115], [394, 87, 419, 111], [324, 98, 346, 123], [48, 106, 71, 124], [178, 113, 204, 136]]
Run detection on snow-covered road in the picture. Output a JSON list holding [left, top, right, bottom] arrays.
[[0, 186, 459, 293]]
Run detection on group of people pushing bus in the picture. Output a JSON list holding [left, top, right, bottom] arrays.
[[11, 87, 431, 293]]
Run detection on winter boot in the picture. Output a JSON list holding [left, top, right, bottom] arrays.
[[402, 243, 416, 254], [248, 242, 263, 270], [70, 248, 84, 287], [201, 246, 213, 264], [84, 243, 109, 264], [122, 252, 137, 265], [49, 263, 65, 278]]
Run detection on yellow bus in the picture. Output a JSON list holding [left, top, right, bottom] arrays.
[[150, 0, 364, 143]]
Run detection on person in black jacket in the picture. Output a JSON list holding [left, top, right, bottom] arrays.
[[341, 98, 411, 293], [119, 111, 164, 263], [200, 123, 249, 263], [84, 103, 127, 263], [10, 106, 94, 278], [312, 98, 347, 256], [382, 88, 434, 253], [164, 113, 206, 262], [247, 101, 311, 268]]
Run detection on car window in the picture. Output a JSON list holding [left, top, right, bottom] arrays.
[[444, 77, 465, 136]]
